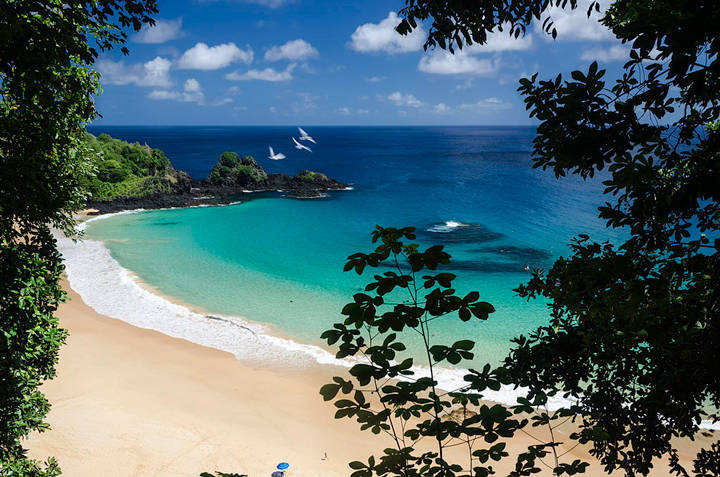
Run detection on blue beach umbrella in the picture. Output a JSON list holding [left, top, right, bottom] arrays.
[[277, 463, 290, 471]]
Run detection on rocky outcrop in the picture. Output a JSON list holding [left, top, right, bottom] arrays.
[[86, 153, 347, 214]]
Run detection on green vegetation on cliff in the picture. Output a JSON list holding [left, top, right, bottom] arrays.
[[82, 133, 179, 201], [296, 170, 328, 182], [208, 152, 268, 186]]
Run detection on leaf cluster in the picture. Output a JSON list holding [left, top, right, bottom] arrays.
[[82, 133, 174, 201], [506, 1, 720, 475], [0, 230, 68, 476], [322, 227, 590, 477], [0, 1, 158, 474], [396, 1, 601, 53]]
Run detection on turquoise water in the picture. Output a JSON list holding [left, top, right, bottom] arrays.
[[82, 126, 623, 365]]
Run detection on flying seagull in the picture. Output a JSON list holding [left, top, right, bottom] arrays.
[[268, 146, 286, 160], [298, 127, 316, 144], [292, 137, 312, 153]]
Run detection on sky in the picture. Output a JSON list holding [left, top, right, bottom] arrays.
[[94, 0, 630, 126]]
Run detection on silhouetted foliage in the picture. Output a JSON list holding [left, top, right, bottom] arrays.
[[0, 1, 157, 475], [324, 0, 720, 476]]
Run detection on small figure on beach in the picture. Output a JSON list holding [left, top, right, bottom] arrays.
[[322, 452, 328, 460]]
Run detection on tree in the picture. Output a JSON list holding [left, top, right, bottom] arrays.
[[323, 1, 720, 476], [0, 2, 158, 475]]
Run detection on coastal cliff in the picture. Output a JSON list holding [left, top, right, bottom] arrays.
[[83, 134, 347, 213]]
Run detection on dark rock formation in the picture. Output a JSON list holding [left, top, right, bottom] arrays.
[[86, 152, 347, 214]]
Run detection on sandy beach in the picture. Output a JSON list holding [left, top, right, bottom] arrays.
[[25, 279, 713, 477]]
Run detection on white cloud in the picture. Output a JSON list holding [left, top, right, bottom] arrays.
[[386, 92, 423, 108], [226, 63, 295, 82], [418, 50, 499, 76], [208, 98, 233, 106], [536, 0, 614, 42], [464, 27, 534, 53], [265, 39, 319, 62], [97, 56, 172, 87], [366, 76, 387, 83], [459, 97, 512, 112], [358, 109, 370, 114], [147, 78, 231, 106], [434, 103, 451, 113], [178, 42, 253, 70], [183, 78, 202, 93], [134, 18, 184, 44], [148, 90, 181, 100], [581, 44, 630, 62], [227, 86, 241, 95], [96, 59, 142, 85], [138, 57, 173, 87], [350, 12, 425, 54], [456, 80, 474, 90], [338, 107, 350, 115], [269, 106, 277, 113]]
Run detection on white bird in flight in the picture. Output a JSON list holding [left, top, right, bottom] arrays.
[[268, 146, 286, 160], [292, 137, 312, 153], [298, 127, 316, 144]]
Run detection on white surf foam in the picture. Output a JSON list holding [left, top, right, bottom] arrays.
[[58, 221, 719, 429], [427, 221, 469, 233]]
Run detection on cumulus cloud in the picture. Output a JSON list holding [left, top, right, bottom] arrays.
[[459, 97, 512, 112], [148, 79, 232, 106], [134, 18, 184, 44], [464, 27, 534, 53], [434, 103, 451, 113], [226, 63, 296, 82], [366, 76, 386, 83], [338, 107, 350, 115], [139, 57, 173, 87], [97, 56, 173, 87], [350, 12, 425, 54], [386, 91, 423, 108], [265, 39, 319, 62], [418, 50, 499, 76], [536, 0, 614, 42], [456, 80, 474, 90], [178, 42, 253, 70], [581, 44, 631, 62]]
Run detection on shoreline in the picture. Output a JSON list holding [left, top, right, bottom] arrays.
[[23, 211, 714, 476], [25, 281, 712, 476]]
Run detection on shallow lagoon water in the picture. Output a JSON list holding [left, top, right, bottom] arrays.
[[80, 126, 621, 366]]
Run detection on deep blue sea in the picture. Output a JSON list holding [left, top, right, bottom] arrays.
[[70, 126, 621, 374]]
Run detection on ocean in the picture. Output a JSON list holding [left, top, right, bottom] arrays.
[[61, 125, 622, 400]]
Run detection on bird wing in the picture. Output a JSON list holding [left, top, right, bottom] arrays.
[[292, 137, 301, 146], [269, 146, 275, 156], [276, 153, 286, 159], [307, 137, 317, 144], [298, 127, 307, 137], [303, 144, 313, 153]]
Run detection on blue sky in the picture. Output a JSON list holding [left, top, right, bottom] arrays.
[[94, 0, 629, 126]]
